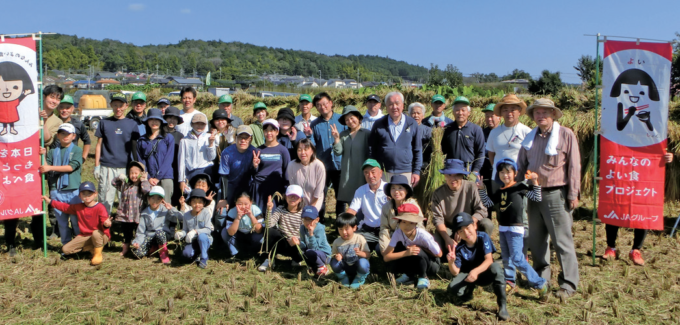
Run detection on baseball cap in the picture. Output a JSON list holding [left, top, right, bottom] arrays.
[[262, 119, 280, 130], [131, 92, 147, 102], [157, 97, 171, 106], [285, 184, 303, 198], [431, 94, 446, 103], [301, 206, 319, 219], [236, 124, 253, 136], [79, 181, 96, 193], [149, 186, 165, 198], [57, 123, 76, 134], [361, 158, 381, 170], [60, 94, 74, 105], [453, 96, 470, 106], [110, 93, 128, 103], [191, 114, 208, 124], [299, 94, 312, 103], [254, 102, 267, 111], [366, 94, 380, 102], [218, 94, 233, 104], [453, 212, 474, 232]]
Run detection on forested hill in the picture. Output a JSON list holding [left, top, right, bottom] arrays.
[[42, 34, 428, 82]]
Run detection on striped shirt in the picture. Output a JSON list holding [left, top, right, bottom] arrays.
[[268, 206, 302, 239], [516, 125, 581, 201]]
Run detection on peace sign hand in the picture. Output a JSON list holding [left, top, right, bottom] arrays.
[[303, 122, 313, 137], [289, 125, 297, 139], [266, 195, 273, 212], [330, 124, 340, 141], [253, 150, 261, 168], [208, 129, 218, 145]]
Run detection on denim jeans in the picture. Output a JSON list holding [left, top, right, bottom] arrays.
[[221, 228, 264, 256], [51, 189, 81, 245], [499, 231, 546, 289], [330, 258, 370, 276], [183, 233, 211, 260]]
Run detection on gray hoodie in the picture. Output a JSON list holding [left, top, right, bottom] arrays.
[[182, 208, 214, 244], [132, 205, 183, 246]]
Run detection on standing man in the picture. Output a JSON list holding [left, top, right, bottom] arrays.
[[176, 87, 208, 137], [156, 97, 171, 114], [41, 85, 64, 145], [516, 98, 580, 301], [94, 93, 140, 214], [44, 95, 91, 159], [480, 103, 500, 184], [304, 92, 347, 220], [486, 95, 531, 183], [361, 94, 383, 130], [294, 94, 317, 132], [126, 91, 148, 136], [423, 94, 453, 128], [345, 159, 389, 252], [441, 96, 485, 180], [368, 91, 422, 186], [217, 94, 243, 128]]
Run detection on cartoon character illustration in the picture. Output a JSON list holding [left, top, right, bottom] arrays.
[[611, 68, 660, 132], [0, 62, 35, 136]]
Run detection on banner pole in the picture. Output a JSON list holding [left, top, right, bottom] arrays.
[[591, 33, 601, 266], [38, 32, 47, 258]]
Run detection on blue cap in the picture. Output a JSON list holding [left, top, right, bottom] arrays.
[[301, 205, 319, 219], [453, 212, 474, 232], [143, 108, 167, 124], [157, 97, 171, 105], [366, 94, 380, 102], [439, 159, 469, 176], [494, 158, 518, 185], [79, 181, 96, 193]]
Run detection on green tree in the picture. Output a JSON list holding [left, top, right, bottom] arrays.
[[502, 69, 532, 81], [528, 70, 563, 95], [427, 64, 445, 86], [671, 32, 680, 96], [443, 64, 463, 88], [574, 55, 602, 89]]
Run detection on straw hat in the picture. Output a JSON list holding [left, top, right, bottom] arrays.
[[526, 98, 563, 120], [494, 94, 527, 116]]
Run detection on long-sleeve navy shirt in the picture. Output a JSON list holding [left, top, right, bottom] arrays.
[[308, 113, 346, 171], [137, 134, 176, 180], [440, 121, 485, 173]]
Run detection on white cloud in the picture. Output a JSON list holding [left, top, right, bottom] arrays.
[[180, 9, 191, 14], [128, 4, 145, 11]]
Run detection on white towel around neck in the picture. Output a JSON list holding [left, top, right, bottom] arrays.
[[521, 121, 560, 156]]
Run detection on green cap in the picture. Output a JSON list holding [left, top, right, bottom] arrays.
[[361, 159, 381, 170], [453, 96, 470, 106], [482, 103, 495, 112], [110, 92, 128, 103], [60, 94, 74, 105], [253, 102, 267, 111], [431, 94, 446, 103], [131, 91, 147, 102], [299, 94, 312, 103], [218, 94, 233, 104]]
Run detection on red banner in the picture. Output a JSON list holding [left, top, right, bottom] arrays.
[[598, 40, 673, 230], [0, 37, 42, 220]]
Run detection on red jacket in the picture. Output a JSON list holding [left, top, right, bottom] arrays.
[[51, 201, 111, 239]]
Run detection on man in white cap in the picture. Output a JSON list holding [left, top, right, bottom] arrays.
[[178, 114, 218, 194]]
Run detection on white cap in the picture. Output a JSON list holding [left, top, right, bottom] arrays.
[[285, 185, 303, 198], [262, 118, 280, 130], [58, 123, 76, 134], [149, 186, 165, 198]]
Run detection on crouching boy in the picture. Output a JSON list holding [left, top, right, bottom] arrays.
[[447, 212, 508, 320], [43, 181, 111, 266], [132, 186, 183, 264], [175, 188, 214, 269]]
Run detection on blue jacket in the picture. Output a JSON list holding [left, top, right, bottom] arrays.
[[308, 113, 347, 171], [441, 121, 486, 173], [299, 223, 332, 256], [137, 133, 175, 180], [368, 115, 423, 175]]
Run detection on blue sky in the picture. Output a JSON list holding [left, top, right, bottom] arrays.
[[3, 0, 679, 83]]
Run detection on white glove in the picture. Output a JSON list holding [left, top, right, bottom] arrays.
[[93, 166, 101, 179], [174, 231, 186, 241], [185, 230, 197, 244], [116, 174, 127, 182]]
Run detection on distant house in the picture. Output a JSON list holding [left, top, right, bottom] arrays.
[[95, 72, 118, 81], [501, 79, 530, 91], [324, 79, 345, 88], [298, 81, 318, 88], [123, 78, 147, 86], [95, 79, 120, 89], [149, 77, 169, 85], [167, 76, 204, 87], [73, 80, 96, 89], [343, 79, 362, 89]]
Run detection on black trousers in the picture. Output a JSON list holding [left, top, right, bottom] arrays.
[[447, 262, 505, 297], [319, 170, 345, 222], [3, 216, 44, 246], [606, 224, 647, 250], [264, 228, 303, 262], [390, 242, 440, 279]]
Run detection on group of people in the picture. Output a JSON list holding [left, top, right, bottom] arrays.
[[3, 86, 673, 320]]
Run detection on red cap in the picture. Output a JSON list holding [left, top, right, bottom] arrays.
[[397, 203, 420, 215]]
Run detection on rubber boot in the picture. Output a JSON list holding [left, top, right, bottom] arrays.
[[159, 245, 170, 265], [350, 272, 369, 289], [336, 271, 350, 287], [91, 247, 104, 266], [494, 283, 509, 321]]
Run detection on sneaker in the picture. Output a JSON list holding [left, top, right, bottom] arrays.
[[505, 281, 517, 295], [336, 271, 350, 287], [602, 247, 618, 260], [538, 283, 550, 302], [8, 245, 16, 257], [315, 265, 329, 276], [291, 260, 302, 267], [629, 249, 645, 266], [350, 273, 369, 289], [198, 258, 208, 269], [258, 259, 270, 272], [554, 288, 575, 302], [395, 274, 413, 285], [416, 278, 430, 290]]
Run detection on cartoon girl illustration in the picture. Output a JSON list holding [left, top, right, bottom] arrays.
[[611, 68, 660, 132], [0, 61, 35, 135]]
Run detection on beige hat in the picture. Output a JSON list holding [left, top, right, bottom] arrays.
[[236, 124, 253, 136], [494, 94, 527, 116], [191, 113, 208, 124], [526, 98, 563, 120]]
